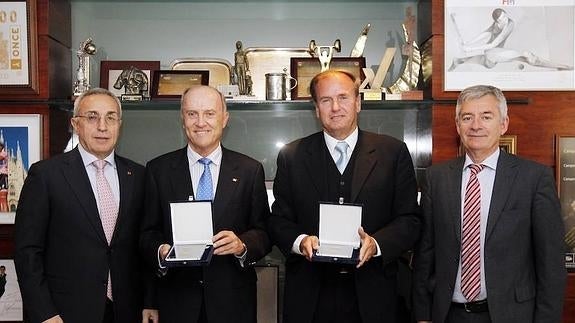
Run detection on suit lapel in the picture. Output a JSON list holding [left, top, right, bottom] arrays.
[[169, 148, 195, 201], [485, 152, 517, 241], [62, 149, 108, 245], [212, 148, 240, 226], [350, 133, 376, 202], [448, 158, 465, 243], [113, 156, 134, 244], [303, 134, 328, 199]]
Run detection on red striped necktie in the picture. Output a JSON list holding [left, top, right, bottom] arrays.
[[461, 163, 484, 301]]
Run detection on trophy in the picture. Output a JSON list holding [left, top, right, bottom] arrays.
[[73, 38, 97, 97], [113, 66, 149, 101], [386, 6, 422, 99], [350, 23, 370, 57], [233, 40, 252, 96], [309, 39, 341, 72]]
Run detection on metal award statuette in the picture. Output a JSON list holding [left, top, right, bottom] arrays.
[[113, 66, 149, 101], [233, 40, 253, 96], [309, 39, 341, 72], [73, 38, 97, 97], [386, 6, 422, 100], [350, 23, 370, 58]]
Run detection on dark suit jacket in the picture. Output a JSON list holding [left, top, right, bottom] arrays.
[[140, 146, 271, 323], [413, 151, 566, 323], [267, 130, 421, 323], [14, 148, 149, 323]]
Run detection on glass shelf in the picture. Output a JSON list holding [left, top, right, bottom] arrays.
[[102, 99, 433, 181]]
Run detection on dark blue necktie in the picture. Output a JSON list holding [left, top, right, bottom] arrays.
[[196, 158, 213, 201]]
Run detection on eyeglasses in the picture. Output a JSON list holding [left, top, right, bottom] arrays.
[[75, 111, 121, 126]]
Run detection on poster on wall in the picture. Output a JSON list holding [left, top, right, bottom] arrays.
[[444, 0, 575, 91], [0, 260, 22, 321], [0, 114, 41, 224], [0, 1, 29, 86], [556, 135, 575, 271]]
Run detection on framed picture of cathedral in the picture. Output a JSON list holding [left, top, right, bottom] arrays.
[[0, 114, 42, 224]]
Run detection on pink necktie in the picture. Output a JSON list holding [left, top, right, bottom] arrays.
[[461, 164, 484, 301], [93, 160, 118, 300]]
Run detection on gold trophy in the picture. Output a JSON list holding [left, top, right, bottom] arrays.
[[73, 38, 97, 97]]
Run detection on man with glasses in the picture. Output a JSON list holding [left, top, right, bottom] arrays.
[[14, 88, 157, 323]]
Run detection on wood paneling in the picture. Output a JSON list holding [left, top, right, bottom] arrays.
[[565, 273, 575, 323]]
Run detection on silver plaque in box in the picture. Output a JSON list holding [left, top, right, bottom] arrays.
[[245, 48, 312, 100], [170, 58, 233, 89]]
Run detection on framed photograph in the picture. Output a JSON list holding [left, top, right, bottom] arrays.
[[0, 114, 42, 224], [100, 60, 160, 99], [0, 259, 23, 321], [555, 134, 575, 271], [444, 0, 575, 91], [0, 0, 39, 95], [290, 57, 366, 100], [498, 134, 517, 154], [458, 134, 517, 156], [151, 70, 209, 99]]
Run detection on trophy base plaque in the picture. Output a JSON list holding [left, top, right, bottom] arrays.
[[121, 94, 144, 102], [385, 93, 402, 101], [360, 89, 383, 101], [401, 90, 423, 101]]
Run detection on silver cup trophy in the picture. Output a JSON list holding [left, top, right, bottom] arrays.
[[73, 38, 97, 97]]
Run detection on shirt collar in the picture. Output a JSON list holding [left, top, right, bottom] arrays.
[[323, 127, 359, 153], [464, 148, 500, 171], [187, 144, 223, 166], [77, 143, 116, 169]]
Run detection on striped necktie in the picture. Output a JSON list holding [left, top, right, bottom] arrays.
[[461, 163, 485, 301]]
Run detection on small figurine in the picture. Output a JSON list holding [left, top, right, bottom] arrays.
[[233, 41, 250, 95]]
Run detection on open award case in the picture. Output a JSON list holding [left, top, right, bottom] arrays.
[[312, 202, 362, 264], [162, 200, 214, 267]]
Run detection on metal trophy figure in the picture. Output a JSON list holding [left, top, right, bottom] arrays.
[[387, 7, 421, 95], [233, 40, 252, 96], [113, 66, 149, 101], [73, 38, 97, 97], [350, 23, 370, 57], [309, 39, 341, 72]]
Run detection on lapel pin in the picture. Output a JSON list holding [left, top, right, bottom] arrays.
[[127, 170, 132, 175], [232, 178, 238, 182]]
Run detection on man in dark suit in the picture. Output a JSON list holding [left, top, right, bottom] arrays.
[[412, 85, 566, 323], [267, 70, 421, 323], [139, 85, 271, 323], [14, 88, 157, 323]]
